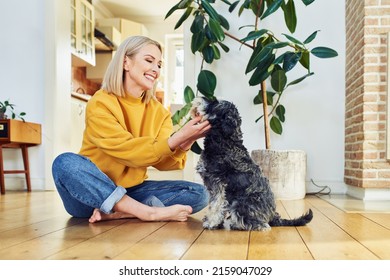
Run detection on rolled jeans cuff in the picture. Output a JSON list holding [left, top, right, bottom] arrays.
[[100, 186, 127, 214]]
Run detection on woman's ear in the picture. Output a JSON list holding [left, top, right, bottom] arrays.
[[123, 56, 130, 71]]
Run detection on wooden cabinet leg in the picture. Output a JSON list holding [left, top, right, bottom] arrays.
[[0, 146, 5, 194], [21, 145, 31, 192]]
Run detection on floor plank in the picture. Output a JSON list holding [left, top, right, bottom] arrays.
[[114, 221, 204, 260], [1, 191, 390, 260], [307, 196, 390, 259], [248, 201, 313, 260], [282, 198, 379, 260], [46, 220, 166, 260], [0, 219, 127, 260], [181, 228, 250, 260]]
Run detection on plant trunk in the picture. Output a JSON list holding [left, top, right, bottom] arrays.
[[261, 81, 270, 149]]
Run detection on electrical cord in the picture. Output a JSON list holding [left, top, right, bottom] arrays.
[[306, 179, 332, 196]]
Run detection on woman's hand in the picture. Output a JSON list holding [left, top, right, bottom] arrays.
[[168, 116, 211, 151]]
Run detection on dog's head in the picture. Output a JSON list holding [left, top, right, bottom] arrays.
[[190, 97, 242, 138]]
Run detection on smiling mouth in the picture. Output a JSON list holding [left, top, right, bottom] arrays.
[[145, 73, 156, 82]]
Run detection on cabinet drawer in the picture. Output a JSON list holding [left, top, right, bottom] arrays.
[[0, 119, 41, 145]]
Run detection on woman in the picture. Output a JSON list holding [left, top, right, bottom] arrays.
[[52, 36, 210, 223]]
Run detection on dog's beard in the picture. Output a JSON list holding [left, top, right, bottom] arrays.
[[190, 97, 209, 122]]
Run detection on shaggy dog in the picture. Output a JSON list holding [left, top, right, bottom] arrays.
[[191, 97, 313, 231]]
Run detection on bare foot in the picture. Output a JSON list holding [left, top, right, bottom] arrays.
[[88, 204, 193, 223], [148, 205, 193, 222], [88, 208, 134, 223]]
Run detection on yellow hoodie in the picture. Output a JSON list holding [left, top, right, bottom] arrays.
[[79, 89, 187, 188]]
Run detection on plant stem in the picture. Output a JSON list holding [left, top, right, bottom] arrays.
[[224, 32, 254, 49], [261, 81, 270, 149]]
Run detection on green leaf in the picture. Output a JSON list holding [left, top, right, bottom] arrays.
[[180, 103, 192, 119], [165, 2, 181, 19], [201, 0, 220, 21], [218, 41, 230, 52], [211, 44, 221, 59], [241, 29, 269, 42], [174, 7, 193, 30], [190, 14, 204, 34], [286, 72, 314, 88], [253, 91, 275, 105], [271, 69, 287, 92], [197, 70, 217, 98], [266, 42, 289, 49], [261, 0, 284, 20], [191, 31, 206, 53], [178, 0, 193, 9], [171, 110, 181, 125], [311, 47, 338, 58], [274, 53, 286, 64], [283, 52, 302, 72], [184, 86, 195, 104], [275, 105, 286, 122], [303, 30, 319, 44], [218, 14, 230, 30], [229, 0, 240, 12], [299, 51, 310, 70], [250, 0, 265, 16], [205, 24, 217, 42], [270, 116, 283, 134], [208, 17, 225, 41], [202, 45, 215, 63], [302, 0, 315, 6], [283, 0, 297, 33], [248, 56, 274, 86], [220, 0, 232, 5], [246, 45, 272, 74], [282, 33, 304, 46]]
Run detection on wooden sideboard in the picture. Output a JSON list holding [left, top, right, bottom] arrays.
[[0, 119, 41, 194]]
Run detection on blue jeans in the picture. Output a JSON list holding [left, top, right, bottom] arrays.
[[52, 152, 209, 218]]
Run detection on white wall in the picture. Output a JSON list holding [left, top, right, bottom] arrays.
[[0, 0, 71, 191], [184, 0, 346, 193], [0, 0, 346, 193]]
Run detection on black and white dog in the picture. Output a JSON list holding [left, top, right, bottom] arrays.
[[191, 97, 313, 231]]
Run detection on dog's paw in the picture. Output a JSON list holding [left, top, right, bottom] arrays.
[[203, 220, 224, 230], [253, 223, 271, 231]]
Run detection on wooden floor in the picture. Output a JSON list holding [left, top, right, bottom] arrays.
[[0, 190, 390, 260]]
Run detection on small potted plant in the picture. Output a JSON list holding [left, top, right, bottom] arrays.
[[0, 100, 26, 121]]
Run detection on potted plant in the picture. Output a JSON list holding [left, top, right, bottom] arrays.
[[0, 99, 26, 121], [166, 0, 338, 199]]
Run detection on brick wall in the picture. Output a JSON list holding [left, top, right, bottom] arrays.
[[345, 0, 390, 188]]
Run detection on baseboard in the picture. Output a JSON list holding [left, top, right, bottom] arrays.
[[347, 185, 390, 200], [306, 180, 348, 195], [2, 177, 46, 192]]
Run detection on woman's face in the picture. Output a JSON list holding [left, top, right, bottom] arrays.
[[123, 44, 162, 96]]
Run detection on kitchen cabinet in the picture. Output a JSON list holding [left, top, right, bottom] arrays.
[[71, 93, 90, 152], [87, 18, 148, 83], [71, 0, 95, 67], [86, 26, 121, 82], [96, 18, 148, 42]]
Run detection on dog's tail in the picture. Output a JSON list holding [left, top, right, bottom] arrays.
[[269, 209, 313, 227]]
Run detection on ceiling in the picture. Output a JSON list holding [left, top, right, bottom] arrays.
[[97, 0, 181, 20]]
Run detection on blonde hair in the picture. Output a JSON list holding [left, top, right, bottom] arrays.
[[101, 36, 162, 103]]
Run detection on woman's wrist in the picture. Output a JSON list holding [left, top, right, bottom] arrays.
[[168, 132, 185, 151]]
